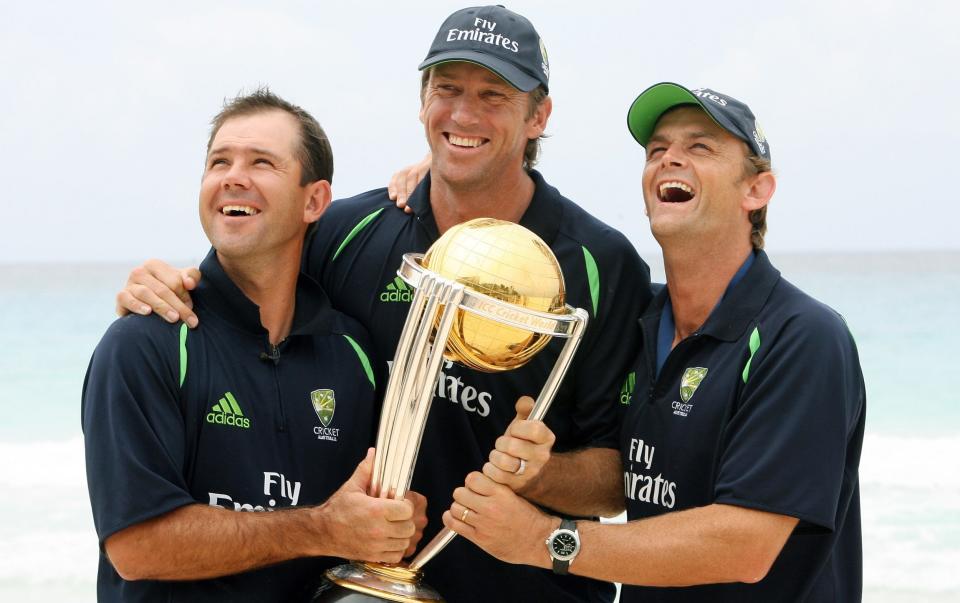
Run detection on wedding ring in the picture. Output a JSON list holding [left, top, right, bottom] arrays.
[[514, 458, 527, 476], [460, 507, 470, 522]]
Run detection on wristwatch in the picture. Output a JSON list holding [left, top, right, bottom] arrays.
[[545, 518, 581, 575]]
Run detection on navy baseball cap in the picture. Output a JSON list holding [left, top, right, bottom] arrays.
[[627, 83, 770, 161], [419, 5, 550, 93]]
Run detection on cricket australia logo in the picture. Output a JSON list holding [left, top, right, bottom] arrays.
[[380, 276, 413, 303], [311, 389, 340, 441], [672, 367, 708, 417]]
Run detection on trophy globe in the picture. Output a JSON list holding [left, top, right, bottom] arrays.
[[424, 218, 566, 372]]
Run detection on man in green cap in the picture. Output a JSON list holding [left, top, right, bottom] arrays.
[[441, 83, 866, 602]]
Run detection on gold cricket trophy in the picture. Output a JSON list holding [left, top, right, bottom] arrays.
[[312, 218, 589, 602]]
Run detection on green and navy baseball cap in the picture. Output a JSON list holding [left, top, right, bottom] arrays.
[[419, 5, 550, 93], [627, 83, 770, 161]]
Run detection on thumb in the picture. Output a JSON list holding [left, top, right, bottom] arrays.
[[346, 447, 375, 491], [182, 267, 202, 291], [514, 396, 535, 422]]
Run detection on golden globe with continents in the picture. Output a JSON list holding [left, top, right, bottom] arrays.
[[424, 217, 566, 372]]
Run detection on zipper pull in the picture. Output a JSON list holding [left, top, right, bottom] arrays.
[[259, 345, 280, 365]]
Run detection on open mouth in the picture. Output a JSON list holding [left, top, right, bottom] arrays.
[[658, 181, 694, 203], [221, 205, 261, 217], [445, 133, 488, 148]]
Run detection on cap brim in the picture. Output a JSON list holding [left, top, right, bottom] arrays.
[[419, 50, 543, 93], [627, 82, 751, 152], [627, 83, 706, 146]]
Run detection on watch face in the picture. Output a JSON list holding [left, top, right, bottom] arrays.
[[551, 531, 578, 558]]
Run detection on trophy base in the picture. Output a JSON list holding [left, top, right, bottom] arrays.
[[312, 562, 444, 603]]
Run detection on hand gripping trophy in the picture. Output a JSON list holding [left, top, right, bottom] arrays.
[[314, 218, 589, 602]]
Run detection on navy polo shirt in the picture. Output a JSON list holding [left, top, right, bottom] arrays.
[[618, 251, 865, 602], [306, 170, 652, 603], [83, 251, 380, 602]]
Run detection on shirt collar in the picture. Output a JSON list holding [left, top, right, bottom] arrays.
[[197, 249, 334, 337], [406, 169, 563, 245], [654, 251, 777, 374], [699, 249, 779, 342]]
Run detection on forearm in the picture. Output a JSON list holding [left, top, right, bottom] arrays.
[[105, 503, 326, 581], [568, 503, 798, 586], [521, 447, 624, 517]]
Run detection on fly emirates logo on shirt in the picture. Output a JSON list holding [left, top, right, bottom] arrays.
[[208, 471, 302, 512], [387, 359, 493, 416], [624, 439, 677, 509]]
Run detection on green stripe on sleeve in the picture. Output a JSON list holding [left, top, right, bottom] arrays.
[[178, 322, 188, 387], [342, 334, 376, 389], [742, 326, 761, 383], [332, 208, 385, 261], [581, 246, 600, 317]]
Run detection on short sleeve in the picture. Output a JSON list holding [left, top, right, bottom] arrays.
[[713, 310, 864, 530], [81, 316, 198, 544]]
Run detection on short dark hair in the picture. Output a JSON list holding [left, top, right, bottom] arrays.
[[207, 87, 333, 186], [419, 68, 549, 171]]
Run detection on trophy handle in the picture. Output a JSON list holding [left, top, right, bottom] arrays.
[[408, 308, 589, 571]]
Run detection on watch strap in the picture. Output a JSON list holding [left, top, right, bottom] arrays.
[[551, 518, 578, 575]]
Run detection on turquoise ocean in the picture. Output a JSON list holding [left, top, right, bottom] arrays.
[[1, 251, 957, 602]]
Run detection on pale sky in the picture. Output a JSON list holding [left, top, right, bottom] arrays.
[[2, 0, 956, 263]]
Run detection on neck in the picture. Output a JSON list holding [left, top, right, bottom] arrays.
[[217, 242, 302, 345], [430, 168, 534, 234], [662, 239, 753, 344]]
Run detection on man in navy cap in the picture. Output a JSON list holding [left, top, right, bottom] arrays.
[[442, 83, 866, 602], [113, 6, 651, 602]]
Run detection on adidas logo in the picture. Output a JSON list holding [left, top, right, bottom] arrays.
[[206, 392, 251, 429], [379, 276, 413, 302]]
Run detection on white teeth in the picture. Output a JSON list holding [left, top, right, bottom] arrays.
[[222, 205, 260, 216], [448, 134, 484, 148], [659, 181, 692, 195]]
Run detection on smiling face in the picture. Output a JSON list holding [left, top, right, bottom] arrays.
[[199, 109, 330, 262], [419, 61, 550, 192], [641, 106, 772, 251]]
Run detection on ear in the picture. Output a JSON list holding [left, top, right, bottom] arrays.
[[525, 95, 552, 139], [304, 179, 333, 224], [742, 171, 776, 212]]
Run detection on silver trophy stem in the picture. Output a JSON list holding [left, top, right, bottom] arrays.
[[408, 307, 590, 571], [381, 275, 448, 498], [371, 276, 434, 497], [382, 276, 444, 498], [395, 284, 465, 496], [385, 280, 464, 499], [527, 307, 589, 421]]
